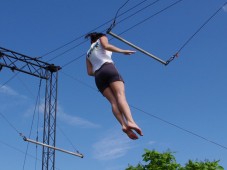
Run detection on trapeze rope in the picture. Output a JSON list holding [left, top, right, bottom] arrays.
[[22, 78, 42, 170], [107, 1, 227, 65], [45, 0, 159, 63], [51, 0, 181, 67], [177, 2, 227, 54], [0, 110, 84, 158], [107, 0, 184, 65], [42, 0, 148, 61]]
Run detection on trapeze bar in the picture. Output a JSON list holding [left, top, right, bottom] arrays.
[[107, 31, 167, 65], [23, 137, 84, 158]]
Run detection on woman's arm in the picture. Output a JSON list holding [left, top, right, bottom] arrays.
[[100, 36, 135, 55], [86, 58, 94, 76]]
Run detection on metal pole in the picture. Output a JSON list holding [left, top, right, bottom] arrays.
[[107, 31, 167, 65], [23, 137, 84, 158]]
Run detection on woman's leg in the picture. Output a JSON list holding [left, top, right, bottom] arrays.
[[109, 81, 143, 136], [102, 87, 138, 140]]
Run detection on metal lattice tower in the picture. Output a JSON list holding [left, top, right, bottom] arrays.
[[0, 47, 61, 170], [42, 65, 59, 170]]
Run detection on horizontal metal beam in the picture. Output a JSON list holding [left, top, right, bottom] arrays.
[[107, 31, 167, 65], [0, 47, 49, 65], [23, 137, 84, 158], [0, 47, 61, 79]]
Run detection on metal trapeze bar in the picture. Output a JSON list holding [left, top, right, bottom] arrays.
[[23, 137, 84, 158], [107, 31, 167, 65]]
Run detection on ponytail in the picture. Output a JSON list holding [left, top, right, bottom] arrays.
[[85, 32, 106, 43]]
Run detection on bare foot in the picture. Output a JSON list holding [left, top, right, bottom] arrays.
[[122, 128, 138, 140], [127, 122, 143, 136]]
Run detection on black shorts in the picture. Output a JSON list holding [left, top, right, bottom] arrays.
[[95, 62, 124, 94]]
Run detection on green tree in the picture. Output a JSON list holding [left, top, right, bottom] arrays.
[[126, 149, 224, 170], [184, 160, 224, 170]]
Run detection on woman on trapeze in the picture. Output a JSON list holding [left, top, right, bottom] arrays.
[[85, 32, 143, 140]]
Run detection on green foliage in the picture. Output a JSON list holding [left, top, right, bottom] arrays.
[[126, 149, 181, 170], [126, 149, 224, 170], [184, 160, 224, 170]]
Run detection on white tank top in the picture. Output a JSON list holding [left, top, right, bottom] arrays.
[[86, 39, 113, 73]]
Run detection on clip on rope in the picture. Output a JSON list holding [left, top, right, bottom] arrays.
[[165, 52, 179, 65]]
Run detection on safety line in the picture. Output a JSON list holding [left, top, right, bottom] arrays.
[[46, 39, 88, 62], [108, 0, 227, 65], [57, 125, 81, 154], [60, 1, 166, 67], [59, 0, 184, 68], [111, 0, 161, 30], [60, 71, 97, 91], [22, 78, 42, 170], [0, 65, 27, 90], [60, 71, 227, 151], [41, 0, 183, 67], [115, 0, 131, 20], [0, 139, 62, 170], [177, 2, 227, 54], [0, 72, 20, 89], [106, 0, 183, 65], [1, 77, 84, 161], [41, 0, 150, 60], [0, 111, 21, 135], [117, 0, 184, 36], [108, 0, 131, 31], [130, 105, 227, 150], [47, 0, 160, 63], [0, 139, 41, 162]]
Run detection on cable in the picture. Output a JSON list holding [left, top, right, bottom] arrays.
[[60, 1, 164, 68], [0, 111, 21, 135], [41, 0, 151, 62], [2, 74, 43, 169], [118, 0, 184, 36], [60, 71, 97, 91], [0, 139, 41, 161], [165, 1, 227, 65], [0, 139, 62, 170], [177, 2, 227, 54], [35, 84, 41, 170], [0, 71, 84, 161], [15, 74, 42, 169], [129, 105, 227, 150], [57, 125, 80, 153], [46, 0, 131, 61], [60, 71, 227, 151], [108, 0, 131, 31], [0, 72, 20, 89], [115, 0, 131, 20], [109, 0, 226, 65], [47, 39, 88, 62], [15, 73, 84, 157], [22, 78, 42, 170], [115, 0, 161, 27], [61, 53, 85, 68], [40, 0, 129, 60], [60, 0, 183, 68], [0, 64, 27, 90]]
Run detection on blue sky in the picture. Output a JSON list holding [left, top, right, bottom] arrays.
[[1, 0, 227, 170]]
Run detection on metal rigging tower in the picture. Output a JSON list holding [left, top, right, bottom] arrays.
[[0, 46, 61, 170]]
